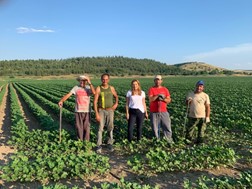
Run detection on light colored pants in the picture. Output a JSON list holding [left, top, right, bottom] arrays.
[[97, 109, 114, 146], [150, 112, 173, 142]]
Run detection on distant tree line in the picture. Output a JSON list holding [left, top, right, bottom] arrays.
[[0, 56, 240, 77]]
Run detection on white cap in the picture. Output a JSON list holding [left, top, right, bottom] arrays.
[[154, 75, 162, 80], [76, 75, 88, 81]]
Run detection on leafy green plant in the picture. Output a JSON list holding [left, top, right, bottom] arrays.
[[183, 170, 252, 189], [93, 178, 159, 189]]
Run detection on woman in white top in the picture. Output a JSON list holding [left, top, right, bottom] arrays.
[[126, 79, 148, 142]]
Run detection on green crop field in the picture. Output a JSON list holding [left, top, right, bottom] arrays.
[[0, 76, 251, 189]]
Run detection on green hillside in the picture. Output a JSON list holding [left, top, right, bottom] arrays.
[[0, 56, 190, 76], [1, 57, 246, 77]]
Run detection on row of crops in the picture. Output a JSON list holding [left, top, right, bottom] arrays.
[[0, 76, 251, 188]]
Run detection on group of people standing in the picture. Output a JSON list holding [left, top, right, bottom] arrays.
[[58, 73, 211, 153]]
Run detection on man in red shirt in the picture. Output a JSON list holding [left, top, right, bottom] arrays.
[[148, 75, 173, 143]]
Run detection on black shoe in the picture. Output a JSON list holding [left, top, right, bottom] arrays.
[[96, 146, 102, 153], [195, 137, 204, 144], [107, 144, 114, 152]]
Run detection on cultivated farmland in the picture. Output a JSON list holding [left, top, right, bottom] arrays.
[[0, 76, 251, 189]]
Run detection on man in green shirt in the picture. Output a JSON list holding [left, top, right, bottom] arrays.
[[94, 73, 118, 153]]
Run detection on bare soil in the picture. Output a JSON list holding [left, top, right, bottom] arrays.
[[0, 84, 249, 189]]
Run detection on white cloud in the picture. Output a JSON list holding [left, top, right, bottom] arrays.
[[184, 43, 252, 70], [16, 27, 55, 33]]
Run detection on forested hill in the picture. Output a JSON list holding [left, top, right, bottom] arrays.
[[0, 56, 191, 76], [0, 56, 238, 77]]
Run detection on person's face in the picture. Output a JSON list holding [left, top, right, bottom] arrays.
[[101, 75, 109, 85], [195, 84, 204, 93], [79, 79, 87, 87], [132, 81, 139, 90], [154, 78, 162, 87]]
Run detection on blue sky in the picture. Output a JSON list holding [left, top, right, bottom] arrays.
[[1, 0, 252, 70]]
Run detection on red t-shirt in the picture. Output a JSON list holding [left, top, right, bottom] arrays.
[[148, 86, 170, 112]]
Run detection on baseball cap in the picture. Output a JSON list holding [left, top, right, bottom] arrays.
[[196, 80, 204, 86], [154, 75, 162, 80]]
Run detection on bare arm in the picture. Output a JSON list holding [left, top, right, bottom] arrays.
[[58, 92, 72, 107], [149, 95, 159, 103], [86, 76, 95, 95], [94, 86, 101, 122], [126, 97, 130, 120], [142, 97, 148, 119], [150, 94, 171, 104], [111, 86, 118, 110], [186, 96, 193, 106], [205, 104, 210, 118], [163, 96, 171, 104], [89, 84, 96, 95], [93, 86, 100, 114]]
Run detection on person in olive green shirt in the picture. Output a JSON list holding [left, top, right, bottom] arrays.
[[94, 73, 118, 153]]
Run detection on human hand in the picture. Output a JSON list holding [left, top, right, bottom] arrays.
[[85, 76, 91, 84], [58, 101, 63, 108], [206, 117, 210, 123], [96, 114, 101, 122], [158, 94, 165, 101], [112, 103, 118, 110], [145, 112, 148, 119], [126, 113, 129, 120], [187, 97, 192, 105]]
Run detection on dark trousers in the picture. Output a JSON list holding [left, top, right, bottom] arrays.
[[75, 112, 90, 141], [128, 108, 144, 142]]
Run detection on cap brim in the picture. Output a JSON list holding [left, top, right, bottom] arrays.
[[77, 76, 88, 81]]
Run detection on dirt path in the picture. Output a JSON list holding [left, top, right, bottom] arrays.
[[0, 84, 15, 159], [0, 84, 16, 185]]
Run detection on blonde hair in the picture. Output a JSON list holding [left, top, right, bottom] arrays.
[[131, 79, 142, 95]]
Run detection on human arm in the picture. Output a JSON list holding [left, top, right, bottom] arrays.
[[149, 94, 159, 103], [162, 95, 171, 104], [126, 97, 130, 120], [186, 97, 193, 106], [86, 76, 95, 95], [58, 92, 72, 108], [205, 104, 211, 123], [205, 94, 211, 123], [142, 97, 148, 119], [93, 86, 101, 122], [111, 86, 118, 110], [89, 84, 96, 95], [157, 88, 171, 104]]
